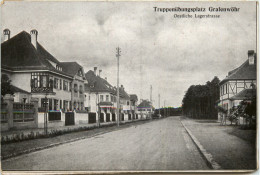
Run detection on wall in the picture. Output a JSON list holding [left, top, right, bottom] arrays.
[[38, 112, 64, 128], [10, 72, 31, 92], [75, 112, 88, 125], [13, 92, 32, 103]]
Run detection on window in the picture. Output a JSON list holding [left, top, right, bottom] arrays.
[[100, 95, 104, 101], [69, 82, 72, 91], [31, 72, 50, 88], [79, 85, 83, 94], [54, 78, 58, 89], [74, 84, 78, 92], [127, 101, 129, 105], [41, 76, 47, 87], [106, 95, 109, 101], [60, 79, 62, 90], [63, 80, 68, 91]]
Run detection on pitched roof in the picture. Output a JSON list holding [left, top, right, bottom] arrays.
[[137, 100, 153, 108], [119, 86, 130, 100], [220, 57, 256, 85], [85, 70, 116, 94], [60, 62, 83, 77], [130, 94, 138, 101], [230, 88, 256, 100], [1, 31, 72, 78], [10, 85, 30, 94]]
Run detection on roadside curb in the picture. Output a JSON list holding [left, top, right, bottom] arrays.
[[180, 119, 222, 170], [2, 118, 156, 161]]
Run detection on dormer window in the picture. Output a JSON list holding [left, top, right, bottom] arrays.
[[56, 65, 62, 71], [78, 69, 83, 77]]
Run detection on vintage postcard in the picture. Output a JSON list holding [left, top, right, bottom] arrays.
[[0, 0, 258, 173]]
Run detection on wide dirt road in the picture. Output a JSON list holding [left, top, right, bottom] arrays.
[[2, 117, 209, 171]]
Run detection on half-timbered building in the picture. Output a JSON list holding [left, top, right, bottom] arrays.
[[218, 50, 257, 115]]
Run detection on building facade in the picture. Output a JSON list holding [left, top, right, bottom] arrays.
[[84, 68, 117, 122], [1, 29, 74, 111], [60, 62, 85, 110], [137, 99, 154, 119], [218, 50, 257, 118]]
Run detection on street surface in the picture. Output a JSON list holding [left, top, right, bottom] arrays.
[[2, 117, 209, 171]]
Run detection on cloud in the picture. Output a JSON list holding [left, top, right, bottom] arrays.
[[1, 1, 257, 107]]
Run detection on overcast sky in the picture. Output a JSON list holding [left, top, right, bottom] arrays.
[[1, 1, 257, 108]]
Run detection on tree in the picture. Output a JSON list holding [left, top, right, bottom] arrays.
[[1, 74, 14, 99], [182, 76, 220, 119]]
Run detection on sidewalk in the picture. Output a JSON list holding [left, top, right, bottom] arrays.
[[1, 119, 138, 137], [180, 116, 256, 170], [1, 119, 151, 160]]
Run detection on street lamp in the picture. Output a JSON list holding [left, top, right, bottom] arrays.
[[116, 47, 121, 127]]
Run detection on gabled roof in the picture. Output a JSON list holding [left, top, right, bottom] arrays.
[[230, 88, 256, 100], [60, 62, 83, 77], [1, 31, 72, 78], [85, 70, 116, 94], [119, 86, 130, 100], [137, 100, 153, 108], [220, 57, 256, 85], [130, 94, 138, 101], [10, 85, 30, 94]]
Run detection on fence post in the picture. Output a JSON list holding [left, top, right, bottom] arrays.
[[3, 94, 14, 130], [31, 98, 39, 128]]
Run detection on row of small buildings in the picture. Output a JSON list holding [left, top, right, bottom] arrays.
[[1, 29, 154, 131]]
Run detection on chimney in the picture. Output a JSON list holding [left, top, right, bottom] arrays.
[[121, 85, 124, 89], [3, 29, 10, 42], [105, 77, 107, 81], [94, 67, 97, 76], [248, 50, 256, 65], [99, 69, 102, 77], [30, 29, 38, 49]]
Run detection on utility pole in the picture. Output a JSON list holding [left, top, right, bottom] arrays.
[[150, 85, 152, 119], [158, 94, 160, 116], [164, 100, 166, 117], [116, 47, 121, 127]]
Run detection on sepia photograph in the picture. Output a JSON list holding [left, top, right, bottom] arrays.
[[0, 0, 258, 173]]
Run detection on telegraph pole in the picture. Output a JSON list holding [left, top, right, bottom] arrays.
[[158, 94, 160, 116], [164, 100, 166, 117], [116, 47, 121, 127], [150, 85, 152, 119]]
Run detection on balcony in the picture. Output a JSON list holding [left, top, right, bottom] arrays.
[[31, 87, 53, 93]]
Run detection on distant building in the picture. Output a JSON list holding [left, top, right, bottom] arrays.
[[218, 50, 257, 117], [1, 29, 74, 111], [119, 85, 131, 120], [137, 99, 154, 119], [130, 94, 138, 119]]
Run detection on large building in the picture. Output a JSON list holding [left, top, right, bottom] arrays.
[[1, 29, 79, 111], [84, 68, 137, 121], [60, 62, 85, 110], [84, 68, 117, 122], [218, 50, 257, 117]]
